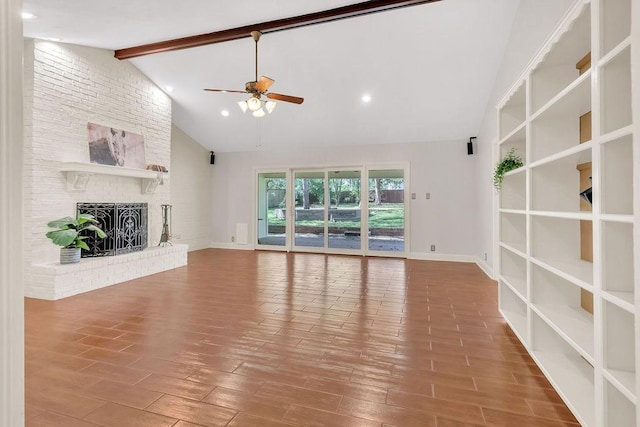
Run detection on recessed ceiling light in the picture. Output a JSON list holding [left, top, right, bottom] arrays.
[[164, 86, 174, 93], [21, 11, 36, 19], [362, 94, 372, 103], [221, 110, 230, 117]]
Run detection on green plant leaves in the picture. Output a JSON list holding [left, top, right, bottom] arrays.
[[493, 148, 524, 189], [45, 213, 106, 249], [75, 240, 90, 251], [82, 224, 107, 238], [45, 229, 79, 248], [76, 213, 99, 225], [46, 216, 76, 229]]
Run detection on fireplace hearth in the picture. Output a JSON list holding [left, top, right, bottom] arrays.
[[77, 203, 148, 257]]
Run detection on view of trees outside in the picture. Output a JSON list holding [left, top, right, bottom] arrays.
[[265, 177, 404, 230], [367, 178, 404, 235]]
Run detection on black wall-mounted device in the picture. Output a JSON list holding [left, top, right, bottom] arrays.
[[467, 137, 477, 155], [210, 151, 215, 165]]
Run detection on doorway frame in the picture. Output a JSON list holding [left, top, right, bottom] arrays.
[[364, 163, 411, 258], [253, 162, 410, 257], [290, 166, 367, 255], [254, 168, 291, 252], [1, 0, 25, 425]]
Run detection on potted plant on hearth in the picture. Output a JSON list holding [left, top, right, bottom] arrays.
[[46, 214, 106, 264]]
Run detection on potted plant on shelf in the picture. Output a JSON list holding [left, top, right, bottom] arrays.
[[46, 213, 106, 264], [493, 147, 524, 189]]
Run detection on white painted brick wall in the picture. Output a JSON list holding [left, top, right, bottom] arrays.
[[29, 245, 188, 300], [24, 39, 174, 298]]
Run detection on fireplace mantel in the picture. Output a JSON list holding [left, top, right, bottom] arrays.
[[59, 161, 168, 193]]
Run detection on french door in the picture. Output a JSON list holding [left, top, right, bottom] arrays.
[[291, 169, 363, 254], [367, 168, 406, 254], [292, 171, 326, 249], [256, 171, 287, 248], [255, 166, 407, 256]]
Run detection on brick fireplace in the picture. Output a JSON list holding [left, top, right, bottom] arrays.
[[23, 40, 187, 300]]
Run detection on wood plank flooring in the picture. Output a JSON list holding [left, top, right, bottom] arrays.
[[25, 249, 578, 426]]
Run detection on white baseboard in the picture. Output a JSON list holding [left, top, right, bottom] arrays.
[[179, 242, 209, 252], [207, 246, 487, 266], [209, 242, 255, 250], [407, 252, 476, 263], [475, 257, 495, 280]]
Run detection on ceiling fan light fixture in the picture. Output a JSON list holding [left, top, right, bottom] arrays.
[[247, 96, 262, 112], [203, 32, 303, 119], [265, 100, 277, 114]]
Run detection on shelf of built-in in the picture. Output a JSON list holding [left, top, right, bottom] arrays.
[[529, 330, 595, 427], [496, 0, 636, 425], [499, 82, 526, 139], [499, 170, 526, 210], [499, 126, 527, 166], [500, 248, 527, 295], [498, 282, 527, 342]]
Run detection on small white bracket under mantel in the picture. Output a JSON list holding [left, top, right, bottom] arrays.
[[59, 162, 168, 194]]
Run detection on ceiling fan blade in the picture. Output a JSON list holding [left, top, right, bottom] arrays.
[[267, 92, 304, 104], [203, 89, 247, 94], [255, 76, 275, 92]]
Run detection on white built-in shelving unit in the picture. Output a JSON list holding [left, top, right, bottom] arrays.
[[496, 0, 638, 425]]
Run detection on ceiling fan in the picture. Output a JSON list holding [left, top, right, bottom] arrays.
[[204, 31, 304, 118]]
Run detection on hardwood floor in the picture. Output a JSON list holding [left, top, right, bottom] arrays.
[[25, 249, 578, 426]]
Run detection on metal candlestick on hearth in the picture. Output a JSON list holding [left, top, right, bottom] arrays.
[[159, 204, 172, 246]]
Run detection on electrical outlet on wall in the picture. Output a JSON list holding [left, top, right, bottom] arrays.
[[484, 252, 487, 261], [430, 245, 436, 252], [231, 236, 235, 243]]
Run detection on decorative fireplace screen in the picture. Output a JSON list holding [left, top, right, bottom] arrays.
[[77, 203, 148, 257]]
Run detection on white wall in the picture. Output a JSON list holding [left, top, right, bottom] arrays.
[[474, 0, 575, 276], [23, 39, 172, 294], [171, 125, 213, 250], [210, 139, 478, 258]]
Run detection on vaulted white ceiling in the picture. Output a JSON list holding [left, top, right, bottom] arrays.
[[22, 0, 519, 152]]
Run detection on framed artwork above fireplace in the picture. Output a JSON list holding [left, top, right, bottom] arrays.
[[87, 122, 146, 169]]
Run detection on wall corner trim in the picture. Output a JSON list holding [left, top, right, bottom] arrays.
[[475, 258, 495, 280]]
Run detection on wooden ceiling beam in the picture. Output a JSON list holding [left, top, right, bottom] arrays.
[[114, 0, 441, 60]]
